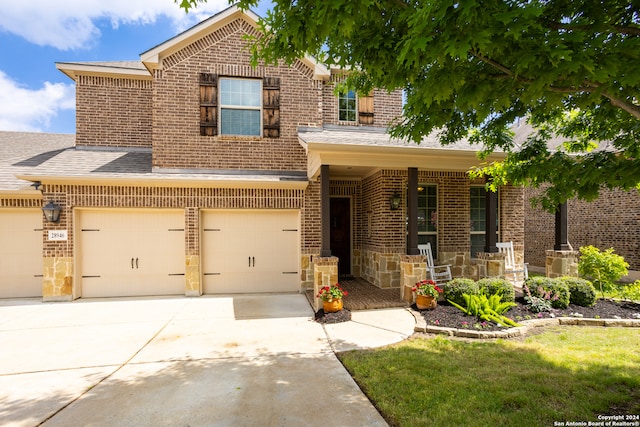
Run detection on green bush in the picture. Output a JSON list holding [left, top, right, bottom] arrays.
[[524, 277, 570, 309], [558, 277, 597, 307], [578, 245, 629, 298], [477, 278, 515, 302], [441, 278, 479, 306], [610, 280, 640, 302]]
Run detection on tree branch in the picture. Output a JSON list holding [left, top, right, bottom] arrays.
[[601, 92, 640, 119], [475, 52, 640, 119], [539, 19, 640, 36]]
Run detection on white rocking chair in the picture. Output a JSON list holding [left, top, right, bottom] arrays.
[[418, 243, 452, 284], [496, 241, 528, 282]]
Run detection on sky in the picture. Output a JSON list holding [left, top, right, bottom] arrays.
[[0, 0, 271, 134]]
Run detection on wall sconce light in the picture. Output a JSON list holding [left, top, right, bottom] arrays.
[[42, 201, 62, 223], [389, 192, 402, 210]]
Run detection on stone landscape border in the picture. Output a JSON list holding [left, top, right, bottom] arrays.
[[410, 309, 640, 339]]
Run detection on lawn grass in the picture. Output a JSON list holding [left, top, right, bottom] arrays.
[[339, 327, 640, 427]]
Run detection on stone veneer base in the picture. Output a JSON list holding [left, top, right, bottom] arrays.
[[410, 309, 640, 339]]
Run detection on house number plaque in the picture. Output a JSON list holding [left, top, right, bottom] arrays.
[[48, 230, 68, 241]]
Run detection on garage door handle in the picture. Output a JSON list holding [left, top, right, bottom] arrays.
[[131, 258, 134, 269], [136, 258, 139, 269], [252, 256, 255, 267]]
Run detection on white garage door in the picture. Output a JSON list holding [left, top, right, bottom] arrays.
[[0, 209, 43, 298], [202, 210, 300, 294], [78, 209, 185, 298]]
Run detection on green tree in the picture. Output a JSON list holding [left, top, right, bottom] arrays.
[[178, 0, 640, 210], [578, 245, 629, 298]]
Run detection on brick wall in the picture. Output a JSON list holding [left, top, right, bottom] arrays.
[[75, 76, 152, 148], [152, 18, 319, 172], [42, 184, 307, 258], [525, 187, 640, 270]]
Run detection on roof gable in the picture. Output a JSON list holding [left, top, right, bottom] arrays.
[[140, 5, 329, 80]]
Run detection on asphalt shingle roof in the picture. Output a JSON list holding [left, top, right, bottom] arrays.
[[0, 131, 75, 191]]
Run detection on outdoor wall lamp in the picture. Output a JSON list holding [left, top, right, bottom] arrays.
[[42, 201, 62, 223], [389, 192, 402, 210]]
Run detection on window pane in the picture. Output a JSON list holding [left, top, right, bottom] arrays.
[[470, 234, 485, 258], [470, 187, 486, 232], [418, 185, 437, 232], [339, 90, 357, 122], [221, 109, 261, 136], [220, 78, 261, 107], [418, 234, 437, 256]]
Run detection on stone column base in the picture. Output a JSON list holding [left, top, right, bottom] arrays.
[[42, 257, 73, 301], [313, 257, 338, 312], [477, 252, 506, 279], [185, 255, 201, 296], [400, 255, 427, 303], [546, 250, 579, 278]]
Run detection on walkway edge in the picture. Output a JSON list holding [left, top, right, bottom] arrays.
[[410, 309, 640, 339]]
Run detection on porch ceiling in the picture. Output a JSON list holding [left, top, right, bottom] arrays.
[[298, 126, 507, 180]]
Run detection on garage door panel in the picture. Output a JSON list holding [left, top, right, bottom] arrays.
[[203, 210, 299, 294], [0, 210, 43, 298], [79, 210, 185, 298]]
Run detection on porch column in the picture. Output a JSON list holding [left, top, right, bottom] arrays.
[[320, 164, 331, 257], [484, 187, 498, 253], [554, 202, 571, 250], [407, 167, 419, 255]]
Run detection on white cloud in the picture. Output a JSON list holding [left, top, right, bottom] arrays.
[[0, 0, 229, 50], [0, 71, 75, 132]]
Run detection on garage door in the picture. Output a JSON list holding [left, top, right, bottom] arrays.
[[78, 209, 185, 298], [0, 209, 43, 298], [202, 210, 300, 294]]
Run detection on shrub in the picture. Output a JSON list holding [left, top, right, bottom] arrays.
[[558, 277, 597, 307], [524, 277, 570, 309], [441, 278, 479, 306], [609, 280, 640, 302], [578, 245, 629, 298], [477, 278, 515, 302]]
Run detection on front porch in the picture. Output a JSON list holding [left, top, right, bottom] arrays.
[[306, 277, 409, 310]]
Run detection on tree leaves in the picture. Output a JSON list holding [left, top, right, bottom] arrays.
[[188, 0, 640, 209]]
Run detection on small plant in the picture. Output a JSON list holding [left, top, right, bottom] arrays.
[[477, 278, 515, 302], [316, 283, 348, 302], [448, 293, 520, 327], [578, 245, 629, 298], [610, 280, 640, 302], [558, 277, 597, 307], [524, 277, 570, 309], [412, 279, 443, 298], [523, 284, 556, 313], [440, 278, 479, 306]]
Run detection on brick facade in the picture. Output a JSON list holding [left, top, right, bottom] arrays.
[[525, 187, 640, 271], [76, 76, 152, 149], [2, 8, 527, 300], [152, 20, 318, 172]]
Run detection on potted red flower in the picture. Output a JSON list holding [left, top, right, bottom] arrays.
[[412, 279, 442, 310], [316, 283, 349, 312]]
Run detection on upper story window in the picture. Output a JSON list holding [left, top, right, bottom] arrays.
[[219, 77, 262, 136], [338, 90, 357, 122]]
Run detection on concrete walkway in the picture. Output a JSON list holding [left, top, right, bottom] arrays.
[[0, 294, 415, 427]]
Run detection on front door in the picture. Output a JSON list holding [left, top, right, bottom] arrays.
[[330, 198, 351, 276]]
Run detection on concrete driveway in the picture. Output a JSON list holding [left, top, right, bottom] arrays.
[[0, 294, 415, 427]]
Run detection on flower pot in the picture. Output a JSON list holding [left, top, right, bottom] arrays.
[[323, 299, 343, 313], [415, 295, 437, 310]]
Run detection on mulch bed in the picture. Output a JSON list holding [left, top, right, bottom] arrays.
[[315, 309, 352, 324], [418, 297, 640, 331]]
